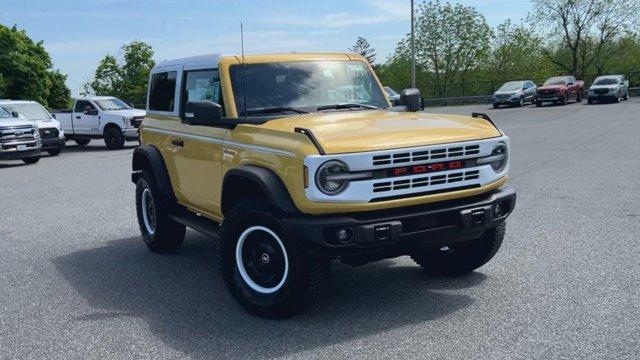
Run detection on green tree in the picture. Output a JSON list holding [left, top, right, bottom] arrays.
[[349, 36, 377, 64], [46, 70, 72, 109], [390, 0, 492, 97], [84, 41, 155, 106]]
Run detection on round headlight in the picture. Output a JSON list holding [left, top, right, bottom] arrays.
[[315, 160, 349, 195], [489, 143, 508, 172]]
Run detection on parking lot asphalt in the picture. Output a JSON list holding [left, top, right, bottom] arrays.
[[1, 99, 639, 360]]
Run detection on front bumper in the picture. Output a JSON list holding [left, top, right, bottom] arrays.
[[41, 137, 65, 150], [0, 148, 41, 160], [493, 97, 520, 105], [588, 93, 616, 101], [536, 94, 563, 102], [284, 186, 516, 260], [124, 127, 139, 141]]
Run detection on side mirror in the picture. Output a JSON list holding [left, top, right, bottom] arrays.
[[51, 113, 56, 119], [400, 88, 422, 112], [11, 111, 19, 118], [184, 101, 222, 126]]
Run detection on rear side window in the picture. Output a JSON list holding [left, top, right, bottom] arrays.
[[74, 100, 95, 112], [149, 71, 177, 112]]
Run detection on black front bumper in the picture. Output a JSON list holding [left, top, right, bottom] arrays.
[[284, 187, 516, 261], [0, 148, 41, 160], [41, 138, 65, 150]]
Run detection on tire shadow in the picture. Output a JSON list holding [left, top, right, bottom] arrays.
[[53, 233, 485, 358]]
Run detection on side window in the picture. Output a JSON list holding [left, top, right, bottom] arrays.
[[149, 71, 177, 112], [74, 100, 94, 113], [182, 69, 223, 119]]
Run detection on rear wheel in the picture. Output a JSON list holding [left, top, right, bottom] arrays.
[[615, 92, 621, 103], [22, 156, 40, 165], [220, 199, 328, 318], [104, 127, 125, 150], [624, 92, 629, 101], [74, 138, 91, 146], [411, 222, 506, 276], [576, 92, 582, 102], [135, 172, 185, 253]]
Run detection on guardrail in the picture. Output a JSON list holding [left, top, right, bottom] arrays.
[[423, 87, 640, 107]]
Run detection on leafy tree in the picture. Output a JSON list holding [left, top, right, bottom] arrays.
[[390, 0, 492, 97], [84, 41, 155, 106], [532, 0, 640, 78], [46, 70, 72, 109], [349, 36, 377, 64]]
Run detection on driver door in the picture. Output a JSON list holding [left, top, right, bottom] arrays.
[[73, 100, 100, 135]]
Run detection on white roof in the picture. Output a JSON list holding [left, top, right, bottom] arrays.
[[153, 54, 223, 71], [0, 99, 40, 105]]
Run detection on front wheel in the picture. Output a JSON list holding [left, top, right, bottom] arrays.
[[74, 138, 91, 146], [492, 103, 499, 109], [411, 222, 506, 276], [220, 199, 328, 318], [536, 100, 542, 107], [135, 172, 185, 253], [518, 96, 524, 107], [104, 127, 125, 150], [47, 148, 61, 156], [22, 156, 40, 165], [576, 92, 582, 102]]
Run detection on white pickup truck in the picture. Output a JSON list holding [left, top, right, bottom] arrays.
[[0, 107, 41, 164], [52, 96, 146, 150], [0, 100, 65, 156]]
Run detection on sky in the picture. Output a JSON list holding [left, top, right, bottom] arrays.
[[0, 0, 532, 95]]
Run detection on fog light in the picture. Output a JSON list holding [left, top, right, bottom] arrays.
[[336, 228, 353, 244], [494, 202, 503, 217]]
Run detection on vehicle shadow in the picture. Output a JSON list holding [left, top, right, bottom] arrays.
[[53, 233, 485, 358], [60, 143, 139, 153]]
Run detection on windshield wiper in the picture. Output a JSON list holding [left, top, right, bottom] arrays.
[[243, 106, 308, 116], [317, 103, 379, 111]]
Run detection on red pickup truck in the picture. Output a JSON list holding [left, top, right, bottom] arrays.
[[535, 76, 584, 106]]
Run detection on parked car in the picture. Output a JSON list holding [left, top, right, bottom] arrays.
[[0, 107, 41, 164], [52, 96, 146, 150], [132, 52, 516, 318], [383, 86, 401, 105], [535, 76, 584, 106], [0, 100, 65, 156], [587, 75, 629, 104], [492, 80, 537, 108]]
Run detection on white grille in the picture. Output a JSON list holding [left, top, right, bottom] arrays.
[[372, 144, 480, 166]]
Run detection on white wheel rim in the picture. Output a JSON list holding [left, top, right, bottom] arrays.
[[141, 188, 156, 235], [235, 226, 289, 294]]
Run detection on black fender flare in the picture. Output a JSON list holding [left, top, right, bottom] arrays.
[[222, 165, 299, 215], [131, 145, 176, 201]]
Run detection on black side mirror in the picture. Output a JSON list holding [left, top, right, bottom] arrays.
[[400, 88, 422, 112], [185, 101, 222, 126], [11, 111, 19, 118], [51, 113, 56, 119]]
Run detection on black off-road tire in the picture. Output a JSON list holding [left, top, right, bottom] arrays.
[[47, 148, 61, 156], [219, 198, 329, 318], [104, 127, 125, 150], [135, 171, 185, 253], [74, 138, 91, 146], [411, 222, 506, 276], [22, 156, 40, 165]]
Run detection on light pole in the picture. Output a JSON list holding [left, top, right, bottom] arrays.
[[411, 0, 416, 88]]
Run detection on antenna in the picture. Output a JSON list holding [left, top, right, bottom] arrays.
[[240, 22, 247, 119]]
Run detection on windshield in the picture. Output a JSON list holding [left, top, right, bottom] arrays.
[[498, 82, 523, 92], [94, 98, 132, 111], [544, 77, 567, 86], [0, 108, 10, 118], [230, 60, 388, 116], [384, 87, 398, 96], [0, 103, 52, 121], [593, 78, 619, 86]]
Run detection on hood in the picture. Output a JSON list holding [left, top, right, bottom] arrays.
[[101, 109, 147, 118], [35, 118, 60, 129], [257, 110, 501, 154], [0, 118, 36, 128], [537, 85, 565, 92], [589, 84, 617, 90]]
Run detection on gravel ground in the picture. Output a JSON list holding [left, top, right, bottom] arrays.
[[1, 99, 639, 359]]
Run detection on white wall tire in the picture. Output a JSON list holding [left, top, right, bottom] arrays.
[[235, 226, 289, 294]]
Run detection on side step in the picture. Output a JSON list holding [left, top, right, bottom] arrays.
[[170, 208, 221, 238]]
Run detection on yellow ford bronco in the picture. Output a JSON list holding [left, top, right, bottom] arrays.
[[131, 53, 516, 318]]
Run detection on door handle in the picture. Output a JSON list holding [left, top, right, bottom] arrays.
[[171, 138, 184, 147], [76, 116, 81, 119]]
